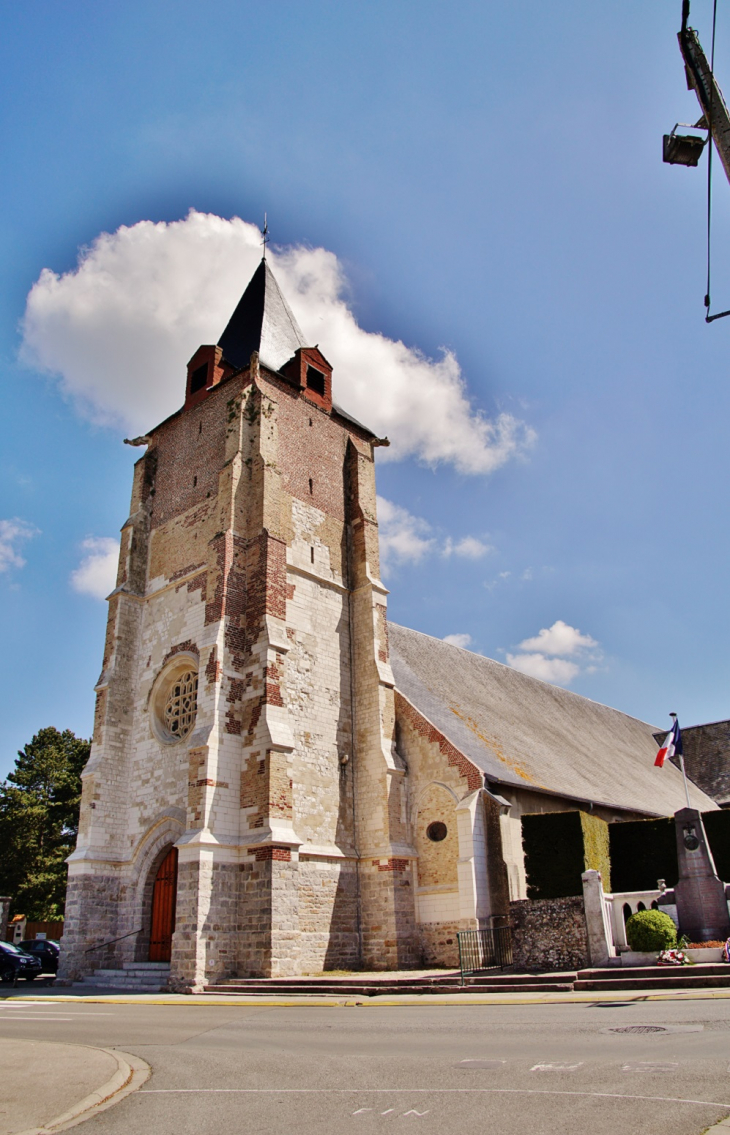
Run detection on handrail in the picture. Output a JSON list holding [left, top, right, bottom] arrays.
[[83, 927, 143, 954]]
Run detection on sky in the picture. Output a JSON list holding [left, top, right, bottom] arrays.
[[2, 0, 730, 778]]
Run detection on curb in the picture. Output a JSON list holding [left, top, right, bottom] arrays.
[[15, 1043, 150, 1134], [703, 1118, 730, 1133], [6, 988, 730, 1008]]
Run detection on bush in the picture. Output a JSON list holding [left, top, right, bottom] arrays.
[[625, 909, 677, 952]]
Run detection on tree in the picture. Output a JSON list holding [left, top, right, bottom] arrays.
[[0, 728, 90, 919]]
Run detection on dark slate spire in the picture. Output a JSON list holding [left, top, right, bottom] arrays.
[[217, 259, 308, 372]]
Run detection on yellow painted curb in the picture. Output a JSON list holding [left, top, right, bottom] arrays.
[[5, 988, 730, 1008], [14, 1043, 150, 1134]]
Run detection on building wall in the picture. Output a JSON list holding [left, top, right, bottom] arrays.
[[61, 352, 419, 986], [394, 692, 490, 967]]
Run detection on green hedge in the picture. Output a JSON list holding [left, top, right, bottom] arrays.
[[609, 810, 730, 892], [609, 817, 677, 892], [521, 810, 610, 900], [701, 810, 730, 881]]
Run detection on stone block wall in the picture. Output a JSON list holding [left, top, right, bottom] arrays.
[[419, 921, 460, 968], [509, 895, 589, 972], [297, 857, 360, 970], [58, 872, 121, 981]]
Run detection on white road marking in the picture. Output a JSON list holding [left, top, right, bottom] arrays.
[[0, 1016, 75, 1021], [140, 1089, 730, 1108], [530, 1062, 584, 1072], [623, 1063, 679, 1073], [402, 1111, 429, 1117], [352, 1109, 372, 1114], [381, 1110, 396, 1115]]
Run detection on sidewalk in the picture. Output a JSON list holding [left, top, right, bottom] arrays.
[[5, 985, 730, 1007], [0, 1038, 148, 1134]]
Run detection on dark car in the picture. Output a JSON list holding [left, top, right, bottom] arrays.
[[19, 939, 60, 975], [0, 941, 43, 983]]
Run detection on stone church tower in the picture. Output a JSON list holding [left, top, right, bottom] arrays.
[[60, 260, 421, 988]]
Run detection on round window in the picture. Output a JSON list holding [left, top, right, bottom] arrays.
[[426, 821, 448, 842], [164, 670, 198, 740], [151, 656, 199, 744]]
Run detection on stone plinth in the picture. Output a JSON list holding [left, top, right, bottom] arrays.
[[673, 807, 730, 942]]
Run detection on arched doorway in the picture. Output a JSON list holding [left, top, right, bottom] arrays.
[[149, 846, 178, 962]]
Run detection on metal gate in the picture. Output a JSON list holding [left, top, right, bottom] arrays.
[[457, 926, 512, 981]]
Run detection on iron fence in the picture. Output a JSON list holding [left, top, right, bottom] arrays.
[[457, 926, 512, 981]]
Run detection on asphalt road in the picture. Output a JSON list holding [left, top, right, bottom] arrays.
[[1, 994, 730, 1135]]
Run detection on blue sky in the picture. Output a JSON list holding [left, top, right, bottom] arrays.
[[2, 0, 730, 777]]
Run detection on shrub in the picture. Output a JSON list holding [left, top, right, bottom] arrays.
[[625, 909, 677, 952]]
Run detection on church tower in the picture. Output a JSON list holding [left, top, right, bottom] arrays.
[[60, 260, 420, 988]]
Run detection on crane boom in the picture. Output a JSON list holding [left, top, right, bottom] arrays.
[[679, 16, 730, 187]]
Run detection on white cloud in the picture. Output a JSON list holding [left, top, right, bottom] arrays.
[[377, 497, 435, 571], [443, 633, 473, 649], [505, 653, 580, 685], [70, 537, 120, 600], [377, 496, 490, 575], [443, 535, 491, 559], [0, 518, 38, 572], [517, 619, 598, 657], [506, 619, 602, 687], [21, 210, 534, 475]]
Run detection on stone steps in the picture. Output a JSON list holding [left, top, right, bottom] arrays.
[[204, 972, 578, 997], [574, 963, 730, 992], [75, 962, 170, 991], [203, 963, 730, 998]]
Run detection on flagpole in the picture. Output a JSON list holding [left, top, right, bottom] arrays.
[[679, 752, 692, 809], [669, 712, 693, 809]]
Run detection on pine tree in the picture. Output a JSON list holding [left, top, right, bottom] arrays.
[[0, 728, 90, 919]]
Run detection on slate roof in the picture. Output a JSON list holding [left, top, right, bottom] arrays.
[[389, 623, 716, 816], [218, 259, 308, 372]]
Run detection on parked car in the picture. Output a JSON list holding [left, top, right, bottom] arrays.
[[19, 939, 60, 975], [0, 942, 43, 983]]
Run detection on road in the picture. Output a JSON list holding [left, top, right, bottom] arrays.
[[1, 992, 730, 1135]]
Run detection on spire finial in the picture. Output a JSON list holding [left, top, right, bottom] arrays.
[[262, 213, 270, 260]]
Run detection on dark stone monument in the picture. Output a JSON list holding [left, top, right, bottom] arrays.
[[673, 808, 730, 941]]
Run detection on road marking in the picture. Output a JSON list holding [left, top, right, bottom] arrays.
[[623, 1062, 679, 1073], [139, 1088, 730, 1108], [0, 1015, 75, 1021], [351, 1109, 430, 1118], [530, 1062, 584, 1072]]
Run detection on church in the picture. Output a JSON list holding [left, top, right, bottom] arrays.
[[58, 260, 712, 989]]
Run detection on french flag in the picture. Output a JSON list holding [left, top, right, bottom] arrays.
[[655, 717, 682, 768]]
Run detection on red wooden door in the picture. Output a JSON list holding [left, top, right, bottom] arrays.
[[149, 847, 178, 962]]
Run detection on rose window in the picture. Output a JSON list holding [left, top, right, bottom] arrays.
[[162, 670, 198, 740]]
